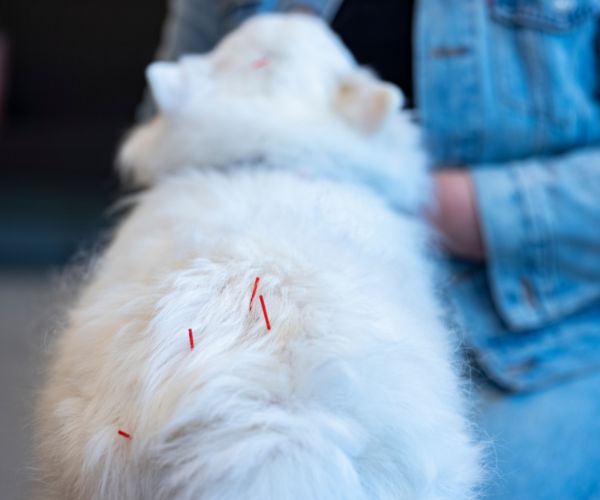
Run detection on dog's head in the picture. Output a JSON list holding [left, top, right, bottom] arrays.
[[119, 14, 406, 186]]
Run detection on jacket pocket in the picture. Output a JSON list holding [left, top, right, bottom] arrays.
[[488, 0, 599, 150]]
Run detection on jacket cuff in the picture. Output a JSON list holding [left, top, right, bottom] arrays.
[[472, 164, 558, 331]]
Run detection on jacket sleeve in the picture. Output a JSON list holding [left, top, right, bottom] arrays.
[[471, 147, 600, 331]]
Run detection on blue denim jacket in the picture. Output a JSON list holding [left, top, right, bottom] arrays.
[[415, 0, 600, 391], [156, 0, 600, 391]]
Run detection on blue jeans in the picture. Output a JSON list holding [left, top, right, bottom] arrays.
[[476, 371, 600, 499]]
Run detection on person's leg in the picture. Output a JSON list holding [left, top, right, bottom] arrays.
[[475, 371, 600, 499]]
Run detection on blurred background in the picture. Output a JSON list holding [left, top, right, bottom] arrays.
[[0, 1, 167, 497]]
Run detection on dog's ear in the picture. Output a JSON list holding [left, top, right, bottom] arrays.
[[147, 62, 184, 114], [333, 73, 403, 134]]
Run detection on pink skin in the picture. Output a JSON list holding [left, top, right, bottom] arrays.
[[429, 170, 486, 261]]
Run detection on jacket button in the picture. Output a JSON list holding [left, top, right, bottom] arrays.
[[520, 278, 536, 309]]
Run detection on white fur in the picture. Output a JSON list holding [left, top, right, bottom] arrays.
[[36, 14, 482, 500]]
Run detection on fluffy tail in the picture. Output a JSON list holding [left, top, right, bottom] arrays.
[[143, 398, 368, 500]]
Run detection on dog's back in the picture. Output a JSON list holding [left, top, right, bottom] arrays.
[[35, 14, 482, 499]]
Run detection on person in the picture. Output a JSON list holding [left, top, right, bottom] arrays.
[[142, 1, 600, 498]]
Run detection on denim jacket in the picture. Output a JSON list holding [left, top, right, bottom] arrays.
[[156, 0, 600, 391]]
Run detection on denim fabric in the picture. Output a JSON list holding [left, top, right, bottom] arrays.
[[416, 0, 600, 165], [474, 369, 600, 499], [414, 0, 600, 392], [472, 154, 600, 331], [448, 259, 600, 391]]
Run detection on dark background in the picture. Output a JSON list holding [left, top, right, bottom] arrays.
[[0, 0, 167, 266], [0, 4, 169, 498]]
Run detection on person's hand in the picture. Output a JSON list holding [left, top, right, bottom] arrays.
[[428, 169, 486, 261]]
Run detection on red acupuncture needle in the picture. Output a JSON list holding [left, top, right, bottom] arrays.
[[118, 430, 132, 440], [188, 328, 195, 350], [259, 295, 271, 331], [249, 277, 260, 311]]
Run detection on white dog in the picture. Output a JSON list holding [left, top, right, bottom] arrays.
[[36, 14, 482, 500]]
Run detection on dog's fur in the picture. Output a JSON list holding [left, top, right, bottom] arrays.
[[35, 14, 482, 499]]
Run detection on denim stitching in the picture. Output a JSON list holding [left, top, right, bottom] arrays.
[[491, 1, 596, 32]]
